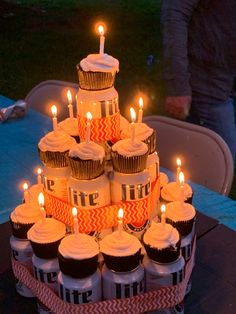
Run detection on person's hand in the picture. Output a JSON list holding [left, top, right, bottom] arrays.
[[164, 96, 192, 120]]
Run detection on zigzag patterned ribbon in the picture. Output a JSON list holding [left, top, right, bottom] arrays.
[[11, 237, 196, 313], [77, 111, 120, 142]]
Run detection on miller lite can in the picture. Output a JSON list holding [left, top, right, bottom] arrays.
[[58, 269, 101, 304], [102, 264, 145, 300], [10, 235, 34, 298], [32, 255, 59, 314], [143, 255, 185, 314]]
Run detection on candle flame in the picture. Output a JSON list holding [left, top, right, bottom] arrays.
[[138, 97, 143, 109], [176, 158, 181, 167], [86, 112, 92, 120], [37, 168, 42, 175], [23, 182, 28, 191], [51, 105, 57, 117], [179, 171, 185, 186], [72, 207, 77, 217], [130, 107, 136, 123], [38, 192, 44, 207], [118, 208, 124, 220], [98, 24, 105, 36], [67, 90, 72, 104], [161, 204, 166, 214]]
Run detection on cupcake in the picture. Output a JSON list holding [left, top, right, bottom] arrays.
[[111, 138, 148, 174], [38, 130, 76, 168], [58, 233, 99, 278], [161, 181, 193, 204], [27, 218, 66, 259], [77, 53, 119, 90], [10, 203, 42, 239], [58, 118, 80, 143], [121, 122, 156, 154], [166, 201, 196, 236], [100, 230, 142, 272], [68, 141, 105, 180], [143, 221, 180, 263], [28, 184, 43, 205]]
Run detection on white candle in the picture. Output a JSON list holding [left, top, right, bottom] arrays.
[[51, 105, 58, 131], [176, 158, 182, 184], [179, 171, 185, 206], [86, 112, 92, 143], [118, 208, 124, 237], [37, 168, 42, 187], [67, 89, 74, 119], [160, 204, 166, 228], [23, 182, 30, 204], [98, 24, 105, 55], [138, 97, 143, 123], [130, 107, 136, 144], [72, 207, 79, 237], [38, 192, 46, 222]]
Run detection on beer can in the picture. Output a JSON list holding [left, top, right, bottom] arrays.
[[146, 151, 160, 183], [102, 264, 145, 300], [58, 269, 101, 304], [10, 235, 34, 298]]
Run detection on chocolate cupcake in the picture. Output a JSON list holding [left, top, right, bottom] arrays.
[[166, 201, 196, 236], [58, 233, 99, 278], [58, 118, 80, 143], [27, 218, 66, 259], [68, 141, 105, 180], [161, 181, 193, 204], [111, 138, 148, 174], [143, 221, 180, 263], [10, 203, 42, 239], [100, 230, 142, 272], [77, 53, 119, 91], [38, 130, 76, 168]]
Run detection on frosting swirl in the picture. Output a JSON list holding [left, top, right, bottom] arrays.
[[59, 233, 99, 259], [69, 141, 105, 162], [58, 118, 79, 137], [161, 181, 192, 202], [112, 138, 148, 157], [143, 221, 179, 249], [160, 172, 169, 188], [10, 203, 42, 224], [121, 123, 153, 141], [120, 115, 130, 132], [80, 53, 119, 73], [38, 130, 76, 152], [166, 201, 196, 221], [100, 231, 142, 257], [27, 218, 66, 244]]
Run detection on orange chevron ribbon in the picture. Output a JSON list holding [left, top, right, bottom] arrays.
[[77, 111, 120, 142], [44, 177, 160, 233]]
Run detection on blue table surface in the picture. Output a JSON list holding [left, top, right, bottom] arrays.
[[1, 95, 236, 230]]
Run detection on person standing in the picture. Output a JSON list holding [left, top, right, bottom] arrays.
[[161, 0, 236, 160]]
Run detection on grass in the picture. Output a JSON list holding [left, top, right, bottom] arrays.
[[0, 0, 235, 199]]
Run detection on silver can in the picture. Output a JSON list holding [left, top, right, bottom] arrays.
[[102, 264, 145, 300], [58, 269, 101, 304], [10, 235, 34, 298]]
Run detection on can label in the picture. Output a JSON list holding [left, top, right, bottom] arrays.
[[59, 284, 100, 304], [33, 266, 58, 293], [123, 219, 150, 239], [43, 175, 68, 201], [114, 279, 145, 299], [11, 248, 32, 267], [146, 268, 184, 291]]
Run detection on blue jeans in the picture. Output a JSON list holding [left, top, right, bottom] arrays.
[[187, 97, 236, 161]]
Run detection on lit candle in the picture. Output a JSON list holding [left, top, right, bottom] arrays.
[[37, 168, 42, 187], [86, 112, 92, 143], [179, 171, 185, 206], [67, 89, 74, 119], [118, 208, 124, 237], [51, 105, 58, 131], [23, 182, 30, 204], [38, 192, 46, 222], [176, 158, 182, 183], [138, 97, 143, 123], [72, 207, 79, 237], [98, 24, 105, 55], [130, 107, 136, 144], [160, 204, 166, 227]]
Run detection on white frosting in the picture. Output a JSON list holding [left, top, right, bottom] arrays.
[[121, 123, 153, 141], [161, 181, 192, 202], [59, 233, 99, 259], [143, 221, 179, 249], [38, 130, 76, 152], [27, 218, 66, 244], [58, 118, 79, 137], [28, 184, 43, 204], [166, 201, 196, 221], [160, 172, 169, 188], [69, 141, 105, 162], [100, 230, 142, 257], [10, 203, 42, 224], [80, 53, 119, 73], [120, 115, 129, 132], [112, 138, 148, 157]]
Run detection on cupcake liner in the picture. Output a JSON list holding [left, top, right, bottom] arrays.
[[143, 240, 181, 264], [71, 135, 80, 143], [77, 65, 116, 91], [102, 249, 141, 272], [68, 156, 105, 180], [10, 219, 34, 240], [38, 149, 69, 168], [58, 252, 99, 278], [166, 216, 196, 237], [30, 238, 63, 259], [111, 150, 148, 174], [144, 130, 156, 154]]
